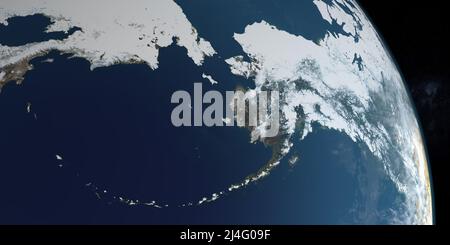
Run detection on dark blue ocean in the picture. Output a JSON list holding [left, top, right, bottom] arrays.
[[0, 14, 80, 46], [0, 1, 400, 224]]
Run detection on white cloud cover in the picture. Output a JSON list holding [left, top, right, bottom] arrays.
[[225, 0, 432, 225]]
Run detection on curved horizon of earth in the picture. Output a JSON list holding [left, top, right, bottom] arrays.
[[0, 0, 433, 224]]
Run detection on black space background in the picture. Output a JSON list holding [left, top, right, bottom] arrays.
[[358, 0, 449, 227]]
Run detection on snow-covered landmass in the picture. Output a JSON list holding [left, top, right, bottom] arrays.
[[0, 0, 216, 73], [225, 0, 432, 225], [202, 73, 219, 85]]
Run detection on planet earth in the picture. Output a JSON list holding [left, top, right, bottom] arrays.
[[0, 0, 433, 224]]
